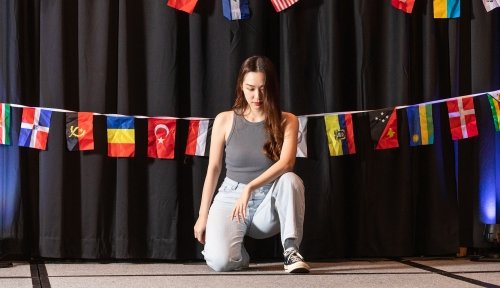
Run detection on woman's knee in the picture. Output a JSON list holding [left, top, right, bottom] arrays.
[[278, 172, 304, 192]]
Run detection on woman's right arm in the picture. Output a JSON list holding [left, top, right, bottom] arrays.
[[194, 111, 230, 244]]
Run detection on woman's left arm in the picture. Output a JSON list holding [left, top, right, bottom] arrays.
[[231, 112, 299, 221]]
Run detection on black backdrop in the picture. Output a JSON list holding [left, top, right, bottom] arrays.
[[0, 0, 499, 260]]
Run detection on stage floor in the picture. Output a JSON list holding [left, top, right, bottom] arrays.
[[1, 257, 499, 287]]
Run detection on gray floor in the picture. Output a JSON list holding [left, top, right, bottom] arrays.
[[1, 258, 499, 288]]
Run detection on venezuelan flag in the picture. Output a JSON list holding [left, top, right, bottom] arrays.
[[488, 93, 500, 131], [406, 104, 434, 146], [324, 113, 356, 157], [434, 0, 460, 18], [107, 116, 135, 157]]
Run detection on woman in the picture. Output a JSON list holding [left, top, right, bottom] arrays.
[[193, 56, 309, 273]]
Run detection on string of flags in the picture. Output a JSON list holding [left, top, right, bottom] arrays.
[[166, 0, 301, 19], [0, 90, 499, 159], [392, 0, 500, 16]]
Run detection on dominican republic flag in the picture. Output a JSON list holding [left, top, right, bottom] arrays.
[[488, 91, 500, 131], [107, 116, 135, 157], [324, 113, 356, 157], [296, 116, 307, 158], [167, 0, 198, 14], [482, 0, 500, 12], [148, 118, 177, 159], [185, 119, 213, 156], [434, 0, 460, 18], [66, 112, 94, 151], [18, 107, 52, 150], [0, 103, 11, 145], [369, 108, 399, 150], [446, 97, 478, 140], [222, 0, 250, 20], [270, 0, 300, 12], [391, 0, 416, 13], [406, 104, 434, 146]]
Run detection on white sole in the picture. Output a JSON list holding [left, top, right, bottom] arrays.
[[284, 262, 310, 273]]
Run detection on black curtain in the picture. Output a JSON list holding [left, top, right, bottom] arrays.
[[0, 0, 499, 260]]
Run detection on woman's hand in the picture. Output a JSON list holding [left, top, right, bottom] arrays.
[[231, 187, 252, 223], [194, 215, 208, 244]]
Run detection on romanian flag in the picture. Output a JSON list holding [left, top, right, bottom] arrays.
[[66, 112, 94, 151], [369, 108, 399, 150], [18, 107, 52, 150], [391, 0, 416, 13], [296, 116, 307, 158], [107, 116, 135, 157], [434, 0, 460, 18], [147, 118, 177, 159], [167, 0, 198, 14], [406, 104, 434, 146], [324, 113, 356, 157], [222, 0, 250, 20], [0, 103, 11, 145], [446, 97, 478, 140], [270, 0, 300, 12], [488, 91, 500, 131], [185, 119, 213, 156]]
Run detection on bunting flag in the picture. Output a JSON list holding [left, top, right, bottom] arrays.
[[148, 118, 177, 159], [482, 0, 500, 12], [488, 91, 500, 131], [185, 119, 213, 156], [446, 97, 478, 140], [66, 112, 94, 151], [324, 113, 356, 156], [107, 116, 135, 157], [406, 104, 434, 146], [0, 103, 11, 145], [369, 108, 399, 150], [18, 107, 52, 150], [434, 0, 460, 18], [167, 0, 198, 14], [222, 0, 250, 20], [391, 0, 416, 13], [270, 0, 300, 12], [296, 116, 307, 158]]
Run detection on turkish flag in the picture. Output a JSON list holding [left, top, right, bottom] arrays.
[[148, 118, 176, 159]]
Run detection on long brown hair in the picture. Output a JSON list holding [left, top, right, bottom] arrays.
[[232, 56, 284, 161]]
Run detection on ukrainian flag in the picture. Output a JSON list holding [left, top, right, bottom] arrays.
[[434, 0, 460, 18], [406, 104, 434, 146], [488, 93, 500, 131], [107, 116, 135, 157]]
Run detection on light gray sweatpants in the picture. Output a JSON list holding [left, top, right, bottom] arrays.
[[202, 172, 305, 272]]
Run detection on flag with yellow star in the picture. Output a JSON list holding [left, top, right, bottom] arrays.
[[369, 108, 399, 150]]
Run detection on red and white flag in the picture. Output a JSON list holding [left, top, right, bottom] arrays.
[[185, 119, 213, 156], [446, 97, 478, 140], [148, 118, 176, 159], [270, 0, 300, 12]]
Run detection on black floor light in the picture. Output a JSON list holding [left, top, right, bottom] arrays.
[[472, 224, 500, 261]]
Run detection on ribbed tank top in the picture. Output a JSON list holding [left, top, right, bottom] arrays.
[[225, 113, 275, 184]]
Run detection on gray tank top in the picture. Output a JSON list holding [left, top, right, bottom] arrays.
[[225, 113, 275, 184]]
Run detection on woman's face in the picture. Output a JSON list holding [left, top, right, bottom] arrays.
[[242, 72, 266, 112]]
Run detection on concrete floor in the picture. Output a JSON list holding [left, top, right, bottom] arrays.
[[1, 258, 499, 288]]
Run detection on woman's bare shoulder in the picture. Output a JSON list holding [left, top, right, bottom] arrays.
[[281, 111, 298, 123]]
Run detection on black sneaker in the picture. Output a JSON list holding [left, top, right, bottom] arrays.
[[283, 248, 310, 273]]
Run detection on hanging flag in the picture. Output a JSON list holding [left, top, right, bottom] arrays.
[[434, 0, 460, 18], [107, 116, 135, 157], [391, 0, 416, 13], [148, 118, 177, 159], [369, 108, 399, 150], [167, 0, 198, 14], [0, 103, 11, 145], [185, 119, 213, 156], [488, 91, 500, 131], [324, 113, 356, 157], [18, 107, 52, 150], [296, 116, 307, 158], [270, 0, 300, 12], [446, 97, 478, 140], [406, 104, 434, 146], [66, 112, 94, 151], [482, 0, 500, 12], [222, 0, 250, 20]]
